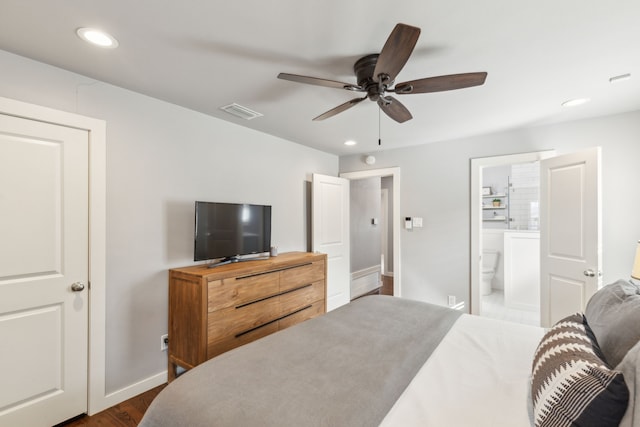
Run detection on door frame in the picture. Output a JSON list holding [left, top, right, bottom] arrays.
[[340, 167, 401, 296], [0, 96, 109, 415], [469, 151, 554, 315]]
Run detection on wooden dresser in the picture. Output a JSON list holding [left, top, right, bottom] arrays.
[[167, 251, 326, 381]]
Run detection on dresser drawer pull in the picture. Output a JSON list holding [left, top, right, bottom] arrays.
[[235, 283, 313, 309], [235, 262, 313, 280], [234, 305, 312, 338]]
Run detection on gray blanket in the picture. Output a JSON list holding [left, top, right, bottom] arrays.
[[140, 295, 462, 427]]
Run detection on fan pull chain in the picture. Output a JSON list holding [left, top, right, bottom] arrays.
[[378, 106, 382, 146]]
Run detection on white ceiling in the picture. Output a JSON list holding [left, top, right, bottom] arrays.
[[1, 0, 639, 155]]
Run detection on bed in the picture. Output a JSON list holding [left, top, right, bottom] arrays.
[[140, 280, 640, 427]]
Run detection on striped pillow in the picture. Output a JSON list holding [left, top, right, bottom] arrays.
[[531, 313, 629, 427]]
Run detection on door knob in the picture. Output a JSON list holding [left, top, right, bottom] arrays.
[[71, 282, 85, 292], [583, 269, 596, 277]]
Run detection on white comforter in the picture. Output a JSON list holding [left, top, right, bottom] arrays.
[[381, 314, 544, 427]]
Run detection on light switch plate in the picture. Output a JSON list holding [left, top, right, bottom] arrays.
[[412, 217, 423, 228]]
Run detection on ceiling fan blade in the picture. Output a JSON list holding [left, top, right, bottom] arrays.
[[278, 73, 361, 91], [313, 96, 367, 121], [377, 96, 412, 123], [395, 72, 488, 94], [373, 23, 421, 84]]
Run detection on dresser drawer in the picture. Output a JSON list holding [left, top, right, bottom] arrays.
[[208, 271, 280, 312], [278, 300, 325, 330], [207, 296, 280, 344], [207, 298, 324, 359], [279, 280, 325, 315], [207, 321, 279, 359], [280, 261, 325, 292]]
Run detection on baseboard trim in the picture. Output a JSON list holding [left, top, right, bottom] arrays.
[[351, 266, 381, 299], [90, 371, 167, 415]]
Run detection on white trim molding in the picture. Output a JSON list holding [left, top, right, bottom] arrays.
[[351, 265, 382, 299]]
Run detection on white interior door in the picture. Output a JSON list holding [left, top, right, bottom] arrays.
[[540, 147, 601, 327], [0, 114, 89, 426], [312, 173, 350, 311]]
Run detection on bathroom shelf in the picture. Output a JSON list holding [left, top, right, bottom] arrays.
[[483, 192, 509, 222], [482, 182, 512, 227]]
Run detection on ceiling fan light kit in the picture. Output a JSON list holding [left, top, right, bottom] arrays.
[[278, 23, 487, 124]]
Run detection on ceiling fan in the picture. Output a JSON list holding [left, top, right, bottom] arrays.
[[278, 23, 487, 123]]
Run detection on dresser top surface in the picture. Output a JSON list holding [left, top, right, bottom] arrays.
[[170, 251, 326, 280]]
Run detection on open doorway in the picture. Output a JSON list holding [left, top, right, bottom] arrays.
[[470, 151, 554, 324], [341, 167, 401, 297], [347, 176, 394, 299], [480, 162, 541, 326], [472, 148, 602, 327]]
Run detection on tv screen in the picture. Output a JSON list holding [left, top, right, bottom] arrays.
[[194, 201, 272, 262]]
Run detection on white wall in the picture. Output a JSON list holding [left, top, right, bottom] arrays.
[[350, 177, 382, 272], [340, 110, 640, 307], [381, 176, 394, 274], [0, 50, 338, 394]]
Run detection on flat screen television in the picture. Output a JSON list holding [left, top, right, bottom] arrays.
[[194, 201, 272, 265]]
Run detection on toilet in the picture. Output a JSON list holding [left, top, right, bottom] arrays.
[[481, 249, 500, 296]]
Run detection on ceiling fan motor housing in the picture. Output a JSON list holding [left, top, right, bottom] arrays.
[[354, 54, 388, 101]]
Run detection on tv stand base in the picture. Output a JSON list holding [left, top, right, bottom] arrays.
[[208, 254, 270, 268]]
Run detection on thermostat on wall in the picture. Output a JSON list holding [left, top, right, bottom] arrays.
[[405, 217, 412, 229]]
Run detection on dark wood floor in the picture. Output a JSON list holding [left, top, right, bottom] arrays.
[[55, 384, 166, 427]]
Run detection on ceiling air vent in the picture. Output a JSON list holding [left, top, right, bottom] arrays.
[[220, 103, 263, 120]]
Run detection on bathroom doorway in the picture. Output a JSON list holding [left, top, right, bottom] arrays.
[[480, 162, 541, 326], [470, 151, 555, 326]]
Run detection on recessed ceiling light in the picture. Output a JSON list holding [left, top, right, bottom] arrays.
[[344, 140, 357, 146], [561, 98, 590, 108], [76, 28, 119, 48]]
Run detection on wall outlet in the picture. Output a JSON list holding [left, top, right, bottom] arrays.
[[160, 334, 168, 351], [451, 301, 466, 311], [447, 295, 456, 306]]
